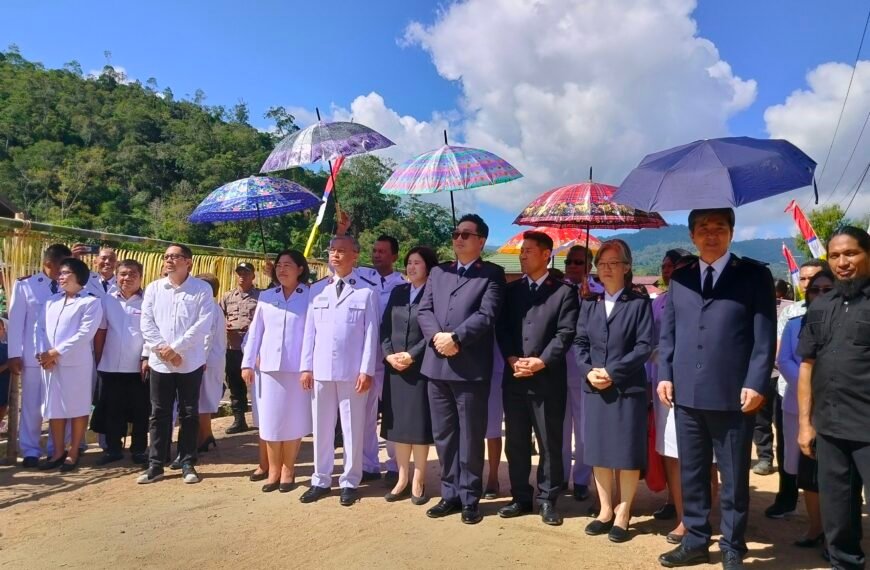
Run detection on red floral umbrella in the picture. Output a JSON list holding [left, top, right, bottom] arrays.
[[513, 181, 667, 229], [498, 226, 601, 256]]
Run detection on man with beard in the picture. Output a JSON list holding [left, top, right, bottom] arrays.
[[797, 226, 870, 570]]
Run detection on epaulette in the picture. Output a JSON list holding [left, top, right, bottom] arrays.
[[17, 274, 31, 281], [357, 275, 376, 287], [311, 276, 330, 285], [738, 256, 769, 267], [439, 261, 454, 267]]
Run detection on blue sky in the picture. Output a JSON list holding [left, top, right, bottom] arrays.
[[2, 0, 868, 245]]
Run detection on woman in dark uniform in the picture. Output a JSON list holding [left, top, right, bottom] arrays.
[[381, 246, 439, 505], [575, 239, 653, 542]]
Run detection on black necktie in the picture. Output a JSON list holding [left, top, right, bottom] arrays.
[[336, 279, 344, 297], [702, 266, 714, 299], [50, 280, 58, 294], [458, 267, 467, 278], [380, 276, 386, 288], [530, 281, 538, 294], [102, 280, 109, 292]]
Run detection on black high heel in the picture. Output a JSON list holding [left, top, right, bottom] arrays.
[[794, 533, 825, 548], [197, 436, 217, 453], [59, 455, 81, 473], [39, 451, 68, 470], [411, 487, 428, 506]]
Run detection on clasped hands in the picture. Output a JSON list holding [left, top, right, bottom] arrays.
[[508, 356, 546, 378], [657, 381, 764, 414], [432, 332, 459, 357], [587, 368, 613, 390], [36, 349, 60, 370], [156, 345, 182, 367], [386, 352, 414, 372]]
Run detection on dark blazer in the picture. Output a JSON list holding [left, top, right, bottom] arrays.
[[381, 283, 427, 374], [658, 253, 776, 412], [418, 259, 506, 382], [574, 289, 653, 395], [496, 276, 579, 392]]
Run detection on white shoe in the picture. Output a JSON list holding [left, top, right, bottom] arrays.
[[182, 464, 201, 484]]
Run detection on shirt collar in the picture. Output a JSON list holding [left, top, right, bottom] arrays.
[[456, 259, 478, 272], [525, 273, 548, 288], [604, 288, 624, 303], [698, 252, 731, 277], [112, 288, 142, 300]]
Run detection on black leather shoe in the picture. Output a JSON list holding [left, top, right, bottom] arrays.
[[384, 486, 411, 502], [39, 451, 68, 470], [361, 470, 382, 483], [411, 488, 429, 506], [793, 533, 824, 548], [498, 502, 533, 518], [169, 455, 182, 470], [131, 453, 148, 465], [426, 499, 460, 518], [585, 518, 614, 536], [573, 484, 590, 501], [197, 435, 217, 453], [654, 503, 677, 520], [225, 416, 249, 434], [299, 485, 332, 503], [666, 532, 684, 545], [249, 469, 269, 482], [721, 550, 744, 569], [608, 524, 630, 543], [483, 485, 499, 499], [21, 456, 40, 468], [59, 456, 80, 473], [339, 487, 360, 506], [540, 503, 563, 526], [262, 481, 280, 493], [461, 505, 483, 524], [658, 545, 711, 568], [279, 482, 296, 493], [97, 452, 124, 466]]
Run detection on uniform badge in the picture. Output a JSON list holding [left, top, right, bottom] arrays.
[[274, 287, 281, 293], [37, 277, 43, 282], [730, 259, 738, 267], [328, 278, 334, 284], [475, 262, 482, 269], [620, 293, 629, 301], [349, 278, 356, 285], [545, 279, 553, 286], [296, 287, 303, 293]]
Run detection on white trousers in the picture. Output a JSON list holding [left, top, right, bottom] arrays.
[[362, 362, 396, 473], [20, 366, 46, 458], [312, 380, 367, 489], [562, 382, 592, 486]]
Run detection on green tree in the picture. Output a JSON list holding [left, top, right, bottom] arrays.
[[264, 106, 299, 138], [794, 204, 848, 258]]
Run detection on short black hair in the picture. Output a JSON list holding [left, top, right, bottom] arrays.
[[522, 230, 554, 252], [774, 279, 790, 297], [116, 259, 143, 275], [195, 273, 220, 296], [44, 244, 72, 264], [167, 243, 193, 258], [458, 213, 489, 238], [59, 257, 90, 287], [272, 249, 311, 284], [404, 246, 439, 274], [376, 235, 399, 255], [688, 208, 736, 232], [566, 245, 592, 262], [828, 225, 870, 254], [663, 248, 692, 265], [807, 270, 836, 289], [800, 258, 829, 271]]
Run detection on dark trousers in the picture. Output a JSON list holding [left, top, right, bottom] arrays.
[[676, 405, 754, 555], [428, 379, 489, 507], [504, 383, 565, 506], [752, 375, 777, 463], [817, 433, 870, 570], [148, 367, 203, 468], [101, 372, 150, 455], [773, 394, 798, 508], [225, 349, 247, 415]]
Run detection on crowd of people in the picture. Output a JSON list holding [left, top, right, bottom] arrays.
[[2, 208, 869, 570]]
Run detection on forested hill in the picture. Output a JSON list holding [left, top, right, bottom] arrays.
[[0, 47, 456, 258]]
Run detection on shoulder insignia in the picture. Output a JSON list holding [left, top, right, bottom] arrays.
[[349, 278, 356, 285], [357, 275, 376, 286], [37, 276, 44, 282], [475, 261, 482, 269], [88, 292, 96, 297], [620, 293, 630, 302], [274, 287, 281, 293], [545, 278, 554, 287], [18, 275, 31, 281], [311, 276, 329, 285], [327, 278, 334, 285], [296, 287, 303, 294]]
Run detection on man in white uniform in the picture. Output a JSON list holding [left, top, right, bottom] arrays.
[[300, 235, 379, 507], [7, 244, 72, 467], [358, 234, 406, 484]]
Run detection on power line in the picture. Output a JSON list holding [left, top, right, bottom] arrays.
[[829, 109, 870, 200], [818, 5, 870, 201], [842, 159, 870, 218]]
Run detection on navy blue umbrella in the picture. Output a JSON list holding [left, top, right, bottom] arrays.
[[613, 137, 816, 212]]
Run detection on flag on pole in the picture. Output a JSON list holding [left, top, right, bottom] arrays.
[[784, 200, 826, 259], [782, 242, 801, 298], [304, 155, 346, 257]]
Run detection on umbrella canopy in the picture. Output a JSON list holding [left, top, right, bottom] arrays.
[[260, 121, 394, 172], [498, 226, 601, 255], [189, 176, 320, 222], [613, 136, 817, 212], [513, 181, 667, 230]]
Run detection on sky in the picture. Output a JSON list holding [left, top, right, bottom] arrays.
[[2, 0, 869, 245]]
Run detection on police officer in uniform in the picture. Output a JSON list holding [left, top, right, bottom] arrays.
[[7, 244, 73, 467], [300, 235, 379, 507], [358, 234, 406, 483], [220, 262, 260, 434]]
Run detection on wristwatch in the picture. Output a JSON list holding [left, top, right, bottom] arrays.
[[451, 333, 461, 347]]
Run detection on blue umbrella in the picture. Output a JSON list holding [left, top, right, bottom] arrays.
[[613, 137, 817, 212], [189, 176, 321, 253]]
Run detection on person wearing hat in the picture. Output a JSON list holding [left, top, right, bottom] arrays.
[[219, 262, 260, 434]]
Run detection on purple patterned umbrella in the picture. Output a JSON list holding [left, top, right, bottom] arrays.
[[260, 119, 395, 172], [189, 176, 320, 253]]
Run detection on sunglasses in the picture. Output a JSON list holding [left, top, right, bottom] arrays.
[[163, 254, 189, 261], [807, 286, 833, 295], [565, 259, 586, 266], [451, 231, 482, 241]]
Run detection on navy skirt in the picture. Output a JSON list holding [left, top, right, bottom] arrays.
[[583, 387, 648, 470]]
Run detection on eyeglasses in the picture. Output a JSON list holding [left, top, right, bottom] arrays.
[[565, 259, 586, 266], [163, 254, 189, 261], [597, 261, 626, 271], [58, 270, 74, 276], [451, 231, 482, 241], [807, 286, 833, 295]]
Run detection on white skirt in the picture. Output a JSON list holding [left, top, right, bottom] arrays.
[[255, 371, 312, 442], [199, 360, 225, 414], [42, 363, 93, 419]]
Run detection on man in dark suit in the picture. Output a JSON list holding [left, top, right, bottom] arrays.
[[418, 213, 506, 524], [656, 208, 776, 569], [495, 231, 579, 526]]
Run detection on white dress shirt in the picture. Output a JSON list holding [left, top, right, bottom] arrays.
[[525, 273, 548, 290], [140, 275, 214, 374], [604, 288, 625, 318], [409, 283, 424, 304], [698, 252, 732, 290], [98, 289, 144, 373]]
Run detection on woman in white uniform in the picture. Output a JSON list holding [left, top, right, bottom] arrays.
[[242, 250, 312, 493], [35, 257, 103, 472], [195, 273, 226, 452]]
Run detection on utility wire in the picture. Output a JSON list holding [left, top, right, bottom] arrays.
[[842, 159, 870, 217], [818, 5, 870, 202], [829, 109, 870, 200]]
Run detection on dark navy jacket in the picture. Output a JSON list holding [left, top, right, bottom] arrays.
[[658, 253, 776, 411], [418, 259, 506, 382]]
